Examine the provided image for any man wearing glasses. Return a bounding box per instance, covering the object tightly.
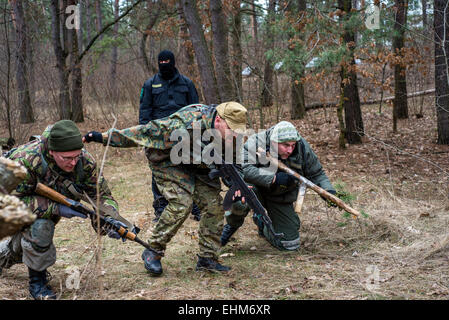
[0,120,137,300]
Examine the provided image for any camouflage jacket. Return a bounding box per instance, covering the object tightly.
[104,104,214,150]
[242,127,335,203]
[7,125,131,228]
[101,103,243,187]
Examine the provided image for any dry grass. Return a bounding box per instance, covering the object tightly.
[1,102,448,300]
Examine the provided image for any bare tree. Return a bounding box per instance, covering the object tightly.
[338,0,363,146]
[392,0,409,133]
[140,1,161,75]
[210,0,235,102]
[434,0,449,144]
[290,0,306,120]
[230,0,243,102]
[260,0,276,107]
[9,0,33,123]
[110,0,119,102]
[50,0,71,119]
[180,0,219,103]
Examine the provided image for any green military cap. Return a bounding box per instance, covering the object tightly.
[216,102,247,134]
[48,120,84,152]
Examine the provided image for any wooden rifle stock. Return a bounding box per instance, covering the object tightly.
[35,182,150,248]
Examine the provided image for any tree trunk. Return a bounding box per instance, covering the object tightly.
[261,0,276,107]
[86,0,91,46]
[290,0,307,120]
[2,1,13,139]
[51,0,71,120]
[434,0,449,144]
[210,0,235,102]
[422,0,428,28]
[230,0,243,102]
[10,0,34,123]
[392,0,409,131]
[339,0,363,144]
[249,0,258,58]
[178,2,196,82]
[180,0,219,104]
[95,0,103,40]
[110,0,119,103]
[140,1,160,74]
[23,0,35,110]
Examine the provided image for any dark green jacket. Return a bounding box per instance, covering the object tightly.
[242,127,335,203]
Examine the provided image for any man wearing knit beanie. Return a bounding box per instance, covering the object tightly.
[221,121,338,251]
[0,120,138,300]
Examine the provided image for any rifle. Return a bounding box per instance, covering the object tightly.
[208,162,284,240]
[35,182,152,250]
[259,148,360,218]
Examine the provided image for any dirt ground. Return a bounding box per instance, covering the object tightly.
[0,101,448,300]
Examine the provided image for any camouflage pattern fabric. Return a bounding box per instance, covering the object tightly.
[1,125,133,271]
[7,125,126,224]
[149,165,223,258]
[99,104,228,258]
[103,104,214,150]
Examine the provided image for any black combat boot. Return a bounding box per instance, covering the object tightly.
[191,204,201,221]
[196,256,231,272]
[28,268,56,300]
[142,248,163,276]
[220,224,239,246]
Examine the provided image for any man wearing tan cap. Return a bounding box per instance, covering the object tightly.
[83,102,248,276]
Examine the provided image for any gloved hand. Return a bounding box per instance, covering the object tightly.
[83,131,103,143]
[131,225,140,235]
[323,190,339,208]
[272,172,295,188]
[103,216,128,240]
[58,204,88,219]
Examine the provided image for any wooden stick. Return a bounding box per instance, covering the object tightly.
[260,149,360,218]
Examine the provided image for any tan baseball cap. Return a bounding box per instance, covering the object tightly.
[216,101,247,134]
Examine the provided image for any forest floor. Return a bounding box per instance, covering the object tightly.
[0,100,448,300]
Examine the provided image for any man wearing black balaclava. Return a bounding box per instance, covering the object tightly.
[139,50,201,222]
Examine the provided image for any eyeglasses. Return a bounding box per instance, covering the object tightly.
[57,154,81,162]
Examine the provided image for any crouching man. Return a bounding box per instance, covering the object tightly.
[221,121,337,251]
[0,120,137,300]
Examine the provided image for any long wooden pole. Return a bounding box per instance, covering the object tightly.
[262,150,360,218]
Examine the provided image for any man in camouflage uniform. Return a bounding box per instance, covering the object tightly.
[83,102,248,276]
[0,120,136,299]
[221,121,337,251]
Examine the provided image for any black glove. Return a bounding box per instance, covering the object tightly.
[83,131,103,143]
[273,172,295,187]
[103,216,128,240]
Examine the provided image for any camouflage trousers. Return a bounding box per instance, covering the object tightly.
[148,162,223,259]
[0,218,57,272]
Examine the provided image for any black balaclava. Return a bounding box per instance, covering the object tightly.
[158,50,176,80]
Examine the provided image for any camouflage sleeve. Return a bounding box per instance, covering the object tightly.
[103,117,184,150]
[12,155,58,218]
